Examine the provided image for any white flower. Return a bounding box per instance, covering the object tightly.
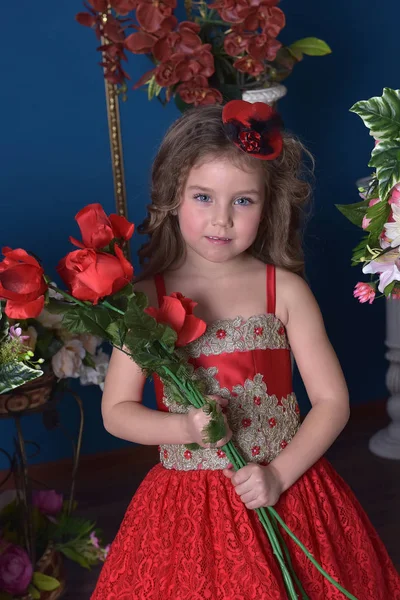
[48,283,64,301]
[384,205,400,248]
[79,334,103,356]
[51,340,86,379]
[363,248,400,292]
[36,308,64,330]
[79,349,109,389]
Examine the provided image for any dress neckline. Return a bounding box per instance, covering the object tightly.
[203,312,286,331]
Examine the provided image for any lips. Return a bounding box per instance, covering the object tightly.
[207,236,231,241]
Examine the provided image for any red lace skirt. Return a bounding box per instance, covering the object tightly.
[91,457,400,600]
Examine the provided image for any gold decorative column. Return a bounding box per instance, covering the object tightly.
[101,9,131,260]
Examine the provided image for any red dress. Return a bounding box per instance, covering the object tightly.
[91,265,400,600]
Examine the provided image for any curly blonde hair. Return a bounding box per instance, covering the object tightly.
[137,104,313,279]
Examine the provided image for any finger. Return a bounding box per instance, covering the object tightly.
[216,432,232,447]
[223,468,235,479]
[231,467,252,487]
[234,481,254,496]
[240,491,258,504]
[245,499,264,510]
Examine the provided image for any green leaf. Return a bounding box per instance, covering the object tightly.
[351,235,372,265]
[0,592,13,600]
[159,325,177,352]
[62,308,111,338]
[335,198,370,227]
[368,140,400,202]
[45,299,76,314]
[185,443,201,451]
[0,362,43,394]
[288,37,331,59]
[106,321,126,347]
[59,546,90,569]
[32,572,60,592]
[365,196,391,242]
[28,584,41,599]
[384,281,396,297]
[350,88,400,140]
[147,76,158,101]
[133,291,149,311]
[201,400,226,444]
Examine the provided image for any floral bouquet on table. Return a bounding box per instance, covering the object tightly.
[0,488,109,599]
[76,0,330,107]
[0,203,356,599]
[337,87,400,303]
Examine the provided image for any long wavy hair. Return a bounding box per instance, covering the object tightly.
[137,104,313,280]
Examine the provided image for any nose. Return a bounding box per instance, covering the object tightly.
[211,205,233,228]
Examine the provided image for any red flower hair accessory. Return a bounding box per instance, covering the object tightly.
[222,100,283,160]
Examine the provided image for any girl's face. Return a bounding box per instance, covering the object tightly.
[178,156,265,265]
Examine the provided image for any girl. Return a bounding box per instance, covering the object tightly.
[91,101,400,599]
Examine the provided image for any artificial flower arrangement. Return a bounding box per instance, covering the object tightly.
[336,88,400,304]
[0,201,357,599]
[0,310,44,395]
[15,294,110,392]
[76,0,331,107]
[0,488,109,599]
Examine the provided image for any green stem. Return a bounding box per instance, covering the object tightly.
[195,16,228,26]
[102,300,124,315]
[47,283,87,308]
[268,507,359,600]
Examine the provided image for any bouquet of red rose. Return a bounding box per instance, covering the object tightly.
[0,204,356,600]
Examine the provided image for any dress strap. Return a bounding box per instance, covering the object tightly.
[266,264,276,315]
[154,274,167,308]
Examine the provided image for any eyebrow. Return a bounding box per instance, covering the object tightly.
[187,185,261,195]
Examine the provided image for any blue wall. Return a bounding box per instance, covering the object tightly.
[1,1,398,468]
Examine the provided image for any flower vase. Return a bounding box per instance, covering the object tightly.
[0,372,57,414]
[242,84,287,107]
[369,297,400,459]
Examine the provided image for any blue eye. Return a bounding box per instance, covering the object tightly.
[193,194,211,203]
[234,197,253,206]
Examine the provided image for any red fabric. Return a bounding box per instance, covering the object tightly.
[91,460,400,599]
[92,264,400,599]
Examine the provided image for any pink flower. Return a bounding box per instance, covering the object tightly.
[389,184,400,208]
[32,490,63,516]
[8,325,29,342]
[362,216,371,230]
[354,282,376,304]
[0,545,33,595]
[90,532,100,549]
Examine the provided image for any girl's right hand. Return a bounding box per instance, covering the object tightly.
[185,395,232,448]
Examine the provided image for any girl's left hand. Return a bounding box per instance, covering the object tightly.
[223,463,283,509]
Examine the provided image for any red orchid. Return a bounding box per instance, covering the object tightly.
[247,33,281,61]
[136,0,177,34]
[240,4,285,35]
[177,76,223,106]
[233,55,264,76]
[224,27,252,57]
[154,56,182,87]
[175,46,215,82]
[153,22,203,62]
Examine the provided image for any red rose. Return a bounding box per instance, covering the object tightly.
[0,248,48,319]
[57,246,133,304]
[145,292,206,347]
[70,203,134,250]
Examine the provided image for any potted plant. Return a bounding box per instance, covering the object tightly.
[0,488,109,600]
[76,0,331,108]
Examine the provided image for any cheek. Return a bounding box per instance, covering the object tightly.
[178,202,204,237]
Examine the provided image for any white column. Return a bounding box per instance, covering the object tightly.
[369,297,400,459]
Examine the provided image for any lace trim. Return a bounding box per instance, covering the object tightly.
[183,314,289,358]
[159,368,300,471]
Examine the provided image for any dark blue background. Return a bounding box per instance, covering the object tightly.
[1,1,397,467]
